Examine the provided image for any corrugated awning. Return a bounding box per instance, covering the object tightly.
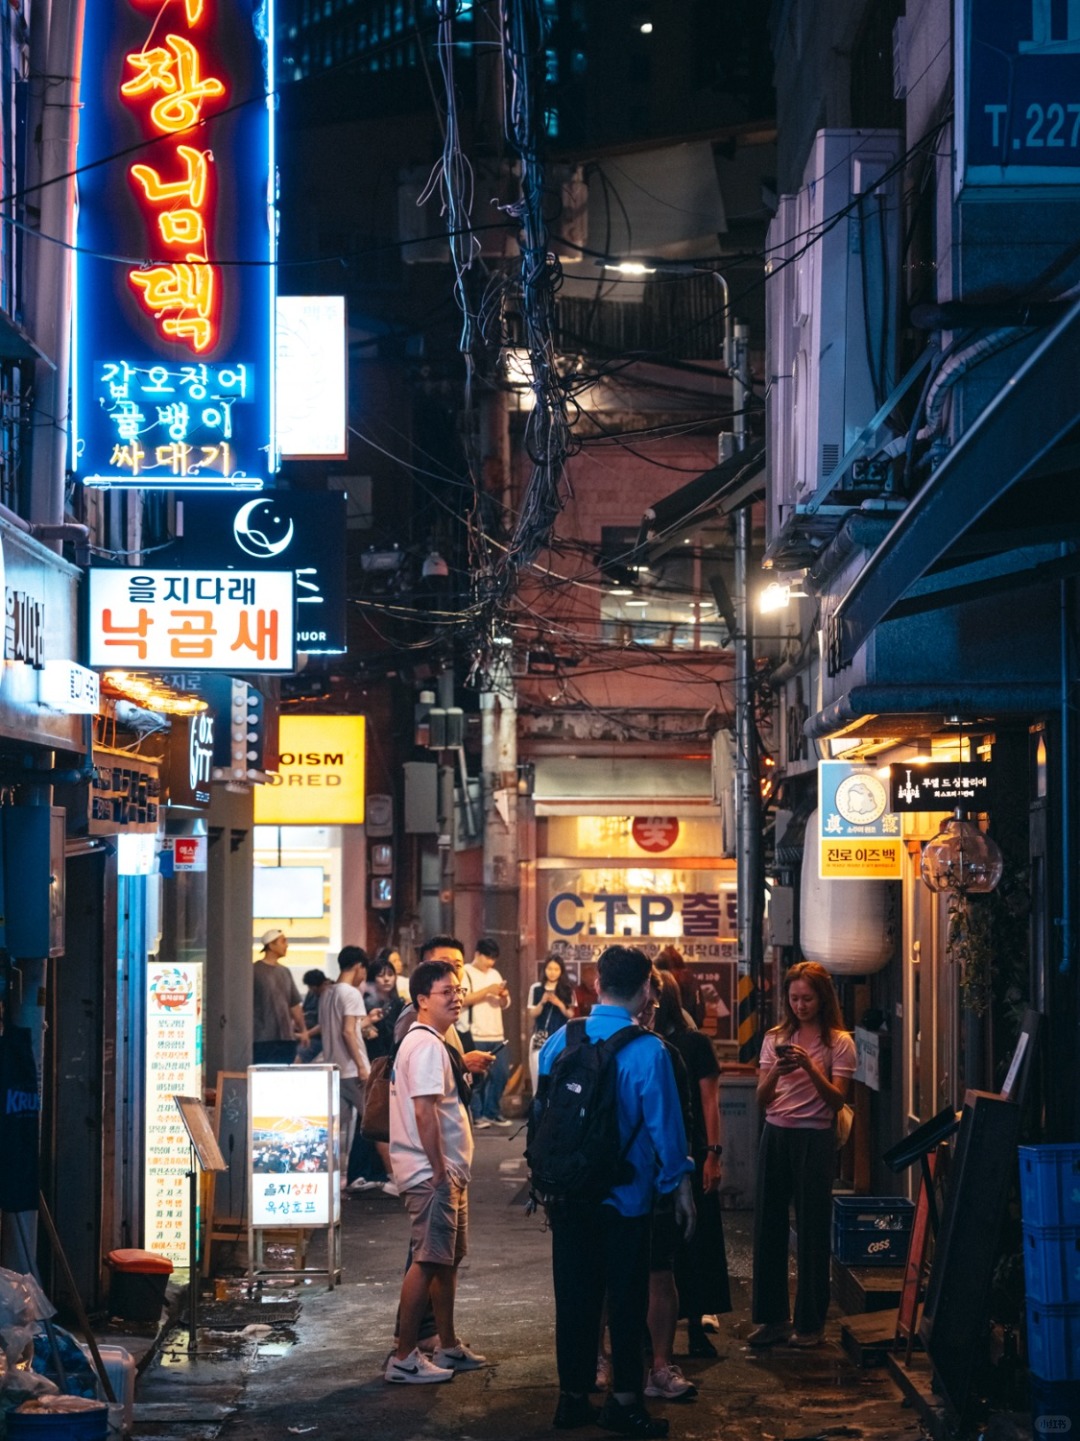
[637,439,766,556]
[826,295,1080,676]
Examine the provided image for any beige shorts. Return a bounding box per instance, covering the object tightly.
[403,1176,468,1267]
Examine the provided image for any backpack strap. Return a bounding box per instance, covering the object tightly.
[563,1017,589,1052]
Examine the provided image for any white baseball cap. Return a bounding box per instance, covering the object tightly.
[259,928,286,948]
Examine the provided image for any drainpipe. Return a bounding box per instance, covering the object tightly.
[1061,556,1073,977]
[732,321,762,1055]
[26,0,86,539]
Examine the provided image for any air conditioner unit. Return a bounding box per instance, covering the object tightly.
[766,130,902,550]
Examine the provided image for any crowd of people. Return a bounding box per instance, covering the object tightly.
[250,928,854,1436]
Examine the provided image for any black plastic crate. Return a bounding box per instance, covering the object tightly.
[832,1196,915,1266]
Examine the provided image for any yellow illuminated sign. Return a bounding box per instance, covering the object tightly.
[819,836,904,880]
[255,715,366,825]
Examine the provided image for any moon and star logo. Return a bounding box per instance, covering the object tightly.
[233,499,295,559]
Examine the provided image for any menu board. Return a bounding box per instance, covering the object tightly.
[144,963,203,1263]
[248,1066,340,1229]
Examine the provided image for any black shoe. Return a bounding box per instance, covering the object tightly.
[686,1329,716,1358]
[596,1397,669,1438]
[554,1394,602,1429]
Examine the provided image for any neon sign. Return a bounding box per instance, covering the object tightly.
[75,1,275,490]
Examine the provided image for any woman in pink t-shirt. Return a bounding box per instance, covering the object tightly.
[749,962,855,1349]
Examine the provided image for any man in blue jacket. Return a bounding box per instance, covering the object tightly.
[539,945,695,1438]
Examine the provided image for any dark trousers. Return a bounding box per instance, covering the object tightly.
[751,1121,835,1335]
[252,1040,297,1066]
[550,1201,651,1398]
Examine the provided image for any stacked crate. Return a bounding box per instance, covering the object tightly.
[1020,1145,1080,1427]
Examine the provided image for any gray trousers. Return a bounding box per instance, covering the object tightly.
[751,1121,835,1335]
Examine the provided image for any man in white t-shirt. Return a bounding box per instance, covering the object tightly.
[461,938,511,1128]
[317,946,370,1180]
[385,959,488,1385]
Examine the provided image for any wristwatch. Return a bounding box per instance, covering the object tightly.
[705,1144,723,1156]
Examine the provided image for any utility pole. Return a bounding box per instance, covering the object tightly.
[436,668,457,935]
[731,321,763,1060]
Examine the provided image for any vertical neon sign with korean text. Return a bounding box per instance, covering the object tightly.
[74,0,275,490]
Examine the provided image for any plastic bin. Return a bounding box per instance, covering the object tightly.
[1025,1225,1080,1306]
[1031,1376,1080,1436]
[79,1344,135,1434]
[832,1196,915,1265]
[105,1248,172,1323]
[8,1398,109,1439]
[1021,1146,1080,1227]
[717,1074,759,1209]
[1027,1300,1080,1380]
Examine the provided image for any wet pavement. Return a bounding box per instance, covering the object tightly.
[133,1134,927,1441]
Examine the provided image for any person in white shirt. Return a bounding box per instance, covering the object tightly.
[385,960,488,1385]
[317,946,371,1188]
[461,938,511,1128]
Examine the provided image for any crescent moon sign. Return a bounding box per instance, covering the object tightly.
[233,499,295,558]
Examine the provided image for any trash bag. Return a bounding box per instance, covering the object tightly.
[30,1326,98,1399]
[0,1268,53,1332]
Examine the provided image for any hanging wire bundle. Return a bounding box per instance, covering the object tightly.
[497,0,577,572]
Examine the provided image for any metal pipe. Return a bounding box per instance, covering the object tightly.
[732,321,754,985]
[1061,556,1073,976]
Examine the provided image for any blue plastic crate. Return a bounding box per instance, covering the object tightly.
[832,1196,915,1266]
[1021,1147,1080,1227]
[1027,1301,1080,1381]
[1031,1376,1080,1437]
[1025,1225,1080,1306]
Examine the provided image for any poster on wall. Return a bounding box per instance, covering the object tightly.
[544,868,738,981]
[144,962,203,1265]
[248,1066,340,1229]
[74,1,275,489]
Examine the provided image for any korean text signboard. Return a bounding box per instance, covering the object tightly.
[75,2,275,489]
[88,569,295,672]
[957,0,1080,189]
[172,492,347,653]
[889,761,993,812]
[145,962,203,1265]
[818,760,904,879]
[248,1065,340,1228]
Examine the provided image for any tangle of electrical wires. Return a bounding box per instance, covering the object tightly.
[497,0,577,575]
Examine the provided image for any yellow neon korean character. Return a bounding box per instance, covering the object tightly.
[109,441,146,475]
[154,442,193,475]
[121,35,226,134]
[129,261,216,353]
[130,146,210,224]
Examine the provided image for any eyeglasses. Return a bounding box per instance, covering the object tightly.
[430,986,466,1000]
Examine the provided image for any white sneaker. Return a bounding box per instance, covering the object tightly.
[474,1118,492,1130]
[347,1176,382,1192]
[380,1180,400,1198]
[434,1341,487,1370]
[489,1117,512,1127]
[645,1364,697,1401]
[385,1348,455,1384]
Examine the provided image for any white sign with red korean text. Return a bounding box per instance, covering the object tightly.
[88,569,294,671]
[144,963,202,1265]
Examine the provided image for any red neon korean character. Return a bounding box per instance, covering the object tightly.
[230,610,280,663]
[129,261,216,352]
[121,35,226,134]
[102,609,154,660]
[167,611,217,659]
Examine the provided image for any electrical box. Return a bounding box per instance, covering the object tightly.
[4,806,66,958]
[404,761,438,834]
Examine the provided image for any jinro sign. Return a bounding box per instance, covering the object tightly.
[74,1,275,489]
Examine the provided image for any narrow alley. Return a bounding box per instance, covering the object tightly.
[132,1137,925,1441]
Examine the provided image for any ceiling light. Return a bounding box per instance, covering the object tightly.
[609,586,633,596]
[603,261,656,276]
[639,21,654,33]
[626,599,648,608]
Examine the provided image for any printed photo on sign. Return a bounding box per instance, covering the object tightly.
[248,1067,339,1228]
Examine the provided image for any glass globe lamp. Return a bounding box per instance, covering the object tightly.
[920,814,1004,894]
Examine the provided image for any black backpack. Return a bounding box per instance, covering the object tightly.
[526,1019,649,1207]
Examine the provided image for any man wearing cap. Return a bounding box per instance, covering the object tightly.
[252,929,308,1065]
